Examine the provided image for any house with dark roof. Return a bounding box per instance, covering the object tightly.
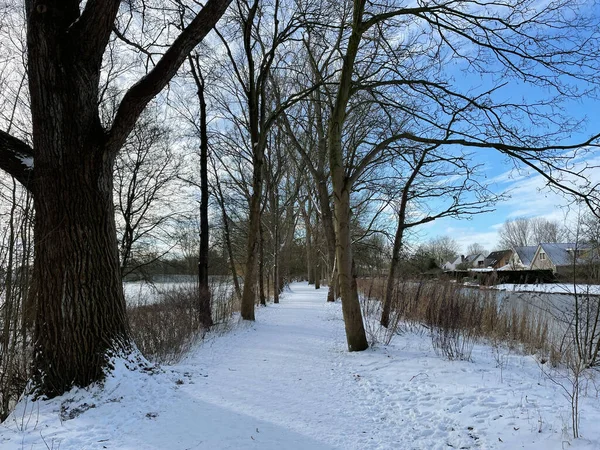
[483,250,513,269]
[530,243,593,273]
[509,246,538,269]
[459,253,486,269]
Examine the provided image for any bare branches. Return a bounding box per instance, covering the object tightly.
[107,0,233,154]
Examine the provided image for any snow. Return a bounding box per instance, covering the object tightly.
[494,283,600,296]
[2,282,600,449]
[17,154,33,169]
[123,278,235,306]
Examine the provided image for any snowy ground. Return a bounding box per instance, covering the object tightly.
[2,282,600,449]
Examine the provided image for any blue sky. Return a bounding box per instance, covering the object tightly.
[418,98,599,253]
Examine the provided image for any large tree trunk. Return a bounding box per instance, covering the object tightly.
[327,2,368,351]
[32,154,130,397]
[26,5,130,396]
[0,0,231,399]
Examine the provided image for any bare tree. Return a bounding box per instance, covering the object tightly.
[0,0,231,396]
[467,243,488,257]
[380,149,497,327]
[114,109,183,278]
[499,217,565,248]
[425,236,460,268]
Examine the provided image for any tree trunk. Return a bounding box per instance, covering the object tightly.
[273,226,280,303]
[32,154,130,397]
[381,151,427,328]
[240,145,264,320]
[259,220,266,306]
[314,214,321,289]
[214,170,242,300]
[315,181,337,301]
[326,0,368,350]
[332,187,368,351]
[381,223,404,328]
[25,7,131,395]
[303,200,314,284]
[195,65,213,327]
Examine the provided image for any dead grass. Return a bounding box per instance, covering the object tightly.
[358,278,555,362]
[128,278,239,364]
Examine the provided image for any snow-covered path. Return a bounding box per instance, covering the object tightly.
[2,282,600,449]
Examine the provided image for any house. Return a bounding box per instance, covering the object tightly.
[483,250,513,269]
[442,260,456,271]
[509,246,538,269]
[530,243,593,273]
[442,255,465,271]
[443,253,488,271]
[458,253,486,269]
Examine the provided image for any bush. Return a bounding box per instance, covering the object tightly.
[128,277,239,364]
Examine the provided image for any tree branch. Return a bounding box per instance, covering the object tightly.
[0,130,34,190]
[70,0,121,67]
[106,0,232,154]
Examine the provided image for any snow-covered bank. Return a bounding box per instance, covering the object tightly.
[493,283,600,296]
[2,282,600,449]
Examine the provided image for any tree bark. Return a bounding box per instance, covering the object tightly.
[32,155,130,396]
[331,185,368,351]
[240,143,263,319]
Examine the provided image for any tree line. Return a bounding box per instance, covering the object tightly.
[0,0,598,402]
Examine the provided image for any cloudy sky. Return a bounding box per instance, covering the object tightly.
[420,145,600,253]
[415,76,599,254]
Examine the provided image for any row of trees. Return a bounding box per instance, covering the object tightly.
[0,0,598,400]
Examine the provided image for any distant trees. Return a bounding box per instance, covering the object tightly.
[499,217,566,248]
[114,109,183,278]
[425,236,460,268]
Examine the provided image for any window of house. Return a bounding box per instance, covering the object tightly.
[539,253,546,260]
